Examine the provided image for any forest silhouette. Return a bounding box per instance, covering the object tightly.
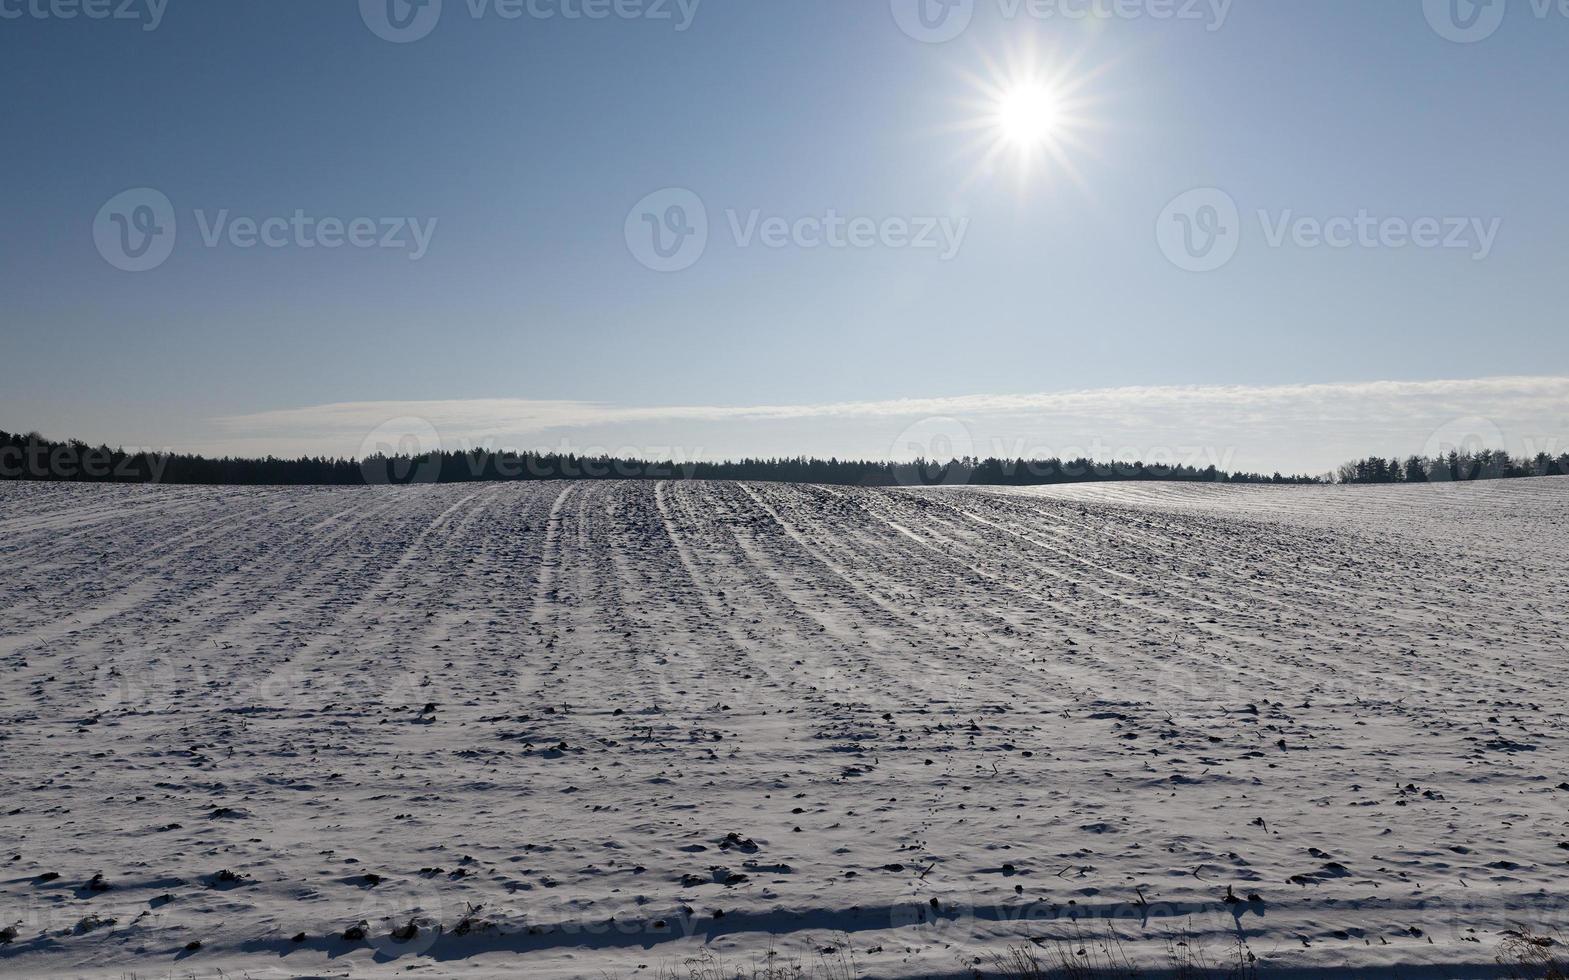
[2,428,1322,487]
[7,428,1565,488]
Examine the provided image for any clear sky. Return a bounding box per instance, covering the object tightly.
[2,0,1566,474]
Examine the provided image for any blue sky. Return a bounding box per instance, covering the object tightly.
[2,0,1566,473]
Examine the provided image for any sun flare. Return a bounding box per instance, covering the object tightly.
[996,83,1062,149]
[949,41,1104,193]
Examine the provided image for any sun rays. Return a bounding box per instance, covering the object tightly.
[945,38,1110,196]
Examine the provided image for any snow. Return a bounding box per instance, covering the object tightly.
[1,478,1566,978]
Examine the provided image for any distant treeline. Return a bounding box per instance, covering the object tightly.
[0,429,1322,487]
[1338,449,1569,484]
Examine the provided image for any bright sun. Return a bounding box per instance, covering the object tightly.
[996,84,1061,148]
[948,40,1102,192]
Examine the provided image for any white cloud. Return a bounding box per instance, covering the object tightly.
[204,375,1569,474]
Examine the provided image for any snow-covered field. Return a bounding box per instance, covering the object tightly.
[2,478,1566,979]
